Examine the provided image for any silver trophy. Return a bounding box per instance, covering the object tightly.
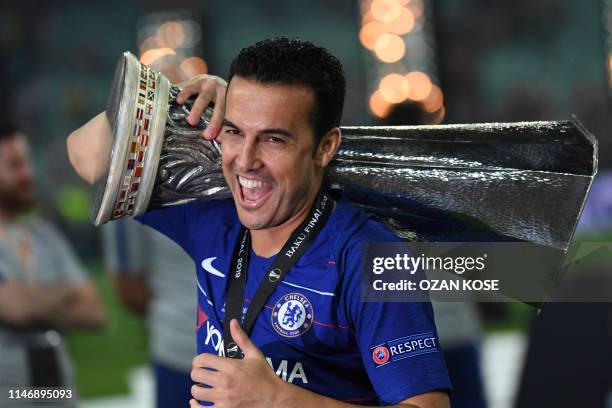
[90,52,597,303]
[94,52,596,246]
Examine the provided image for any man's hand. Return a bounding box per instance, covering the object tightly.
[190,319,449,408]
[175,74,228,141]
[190,319,285,408]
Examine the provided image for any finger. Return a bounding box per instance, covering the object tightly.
[204,87,226,140]
[187,85,216,126]
[192,352,227,370]
[176,83,201,105]
[189,397,204,408]
[191,384,221,403]
[190,367,222,387]
[174,77,199,89]
[230,318,262,359]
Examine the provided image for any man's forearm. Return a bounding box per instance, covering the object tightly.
[10,283,106,330]
[0,282,75,328]
[27,283,79,327]
[41,298,106,329]
[66,111,112,184]
[32,284,106,330]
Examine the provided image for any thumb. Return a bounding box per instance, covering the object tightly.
[230,318,262,359]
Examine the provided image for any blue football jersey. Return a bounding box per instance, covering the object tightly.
[137,196,451,405]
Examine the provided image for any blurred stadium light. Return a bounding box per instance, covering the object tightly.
[136,10,207,83]
[359,0,445,123]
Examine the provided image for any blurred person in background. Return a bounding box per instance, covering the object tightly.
[102,218,197,408]
[0,123,106,407]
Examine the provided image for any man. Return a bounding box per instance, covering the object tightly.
[68,38,451,407]
[102,218,197,407]
[0,124,106,407]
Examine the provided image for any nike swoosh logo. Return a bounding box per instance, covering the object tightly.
[201,257,225,278]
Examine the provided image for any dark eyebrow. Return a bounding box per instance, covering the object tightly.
[222,118,240,129]
[222,119,294,139]
[259,128,294,138]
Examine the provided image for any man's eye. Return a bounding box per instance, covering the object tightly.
[224,128,241,136]
[266,136,285,144]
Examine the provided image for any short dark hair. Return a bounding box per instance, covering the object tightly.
[0,122,21,142]
[228,37,346,147]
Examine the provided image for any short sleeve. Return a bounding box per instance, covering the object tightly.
[39,222,90,285]
[101,218,151,275]
[135,199,236,260]
[135,202,206,256]
[343,230,451,404]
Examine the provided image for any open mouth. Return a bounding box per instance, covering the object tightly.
[236,175,273,210]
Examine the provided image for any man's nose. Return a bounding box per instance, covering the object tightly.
[235,138,262,172]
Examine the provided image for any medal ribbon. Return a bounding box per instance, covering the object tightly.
[223,191,333,358]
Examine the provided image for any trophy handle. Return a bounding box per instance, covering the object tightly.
[91,52,228,225]
[150,86,228,208]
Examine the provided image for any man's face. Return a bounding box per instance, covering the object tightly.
[221,76,322,230]
[0,134,35,213]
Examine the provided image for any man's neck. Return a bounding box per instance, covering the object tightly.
[249,189,321,258]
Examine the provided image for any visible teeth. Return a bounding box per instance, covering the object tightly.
[238,176,264,189]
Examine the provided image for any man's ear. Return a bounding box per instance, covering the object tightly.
[315,127,341,168]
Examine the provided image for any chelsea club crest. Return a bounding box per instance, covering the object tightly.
[271,293,314,338]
